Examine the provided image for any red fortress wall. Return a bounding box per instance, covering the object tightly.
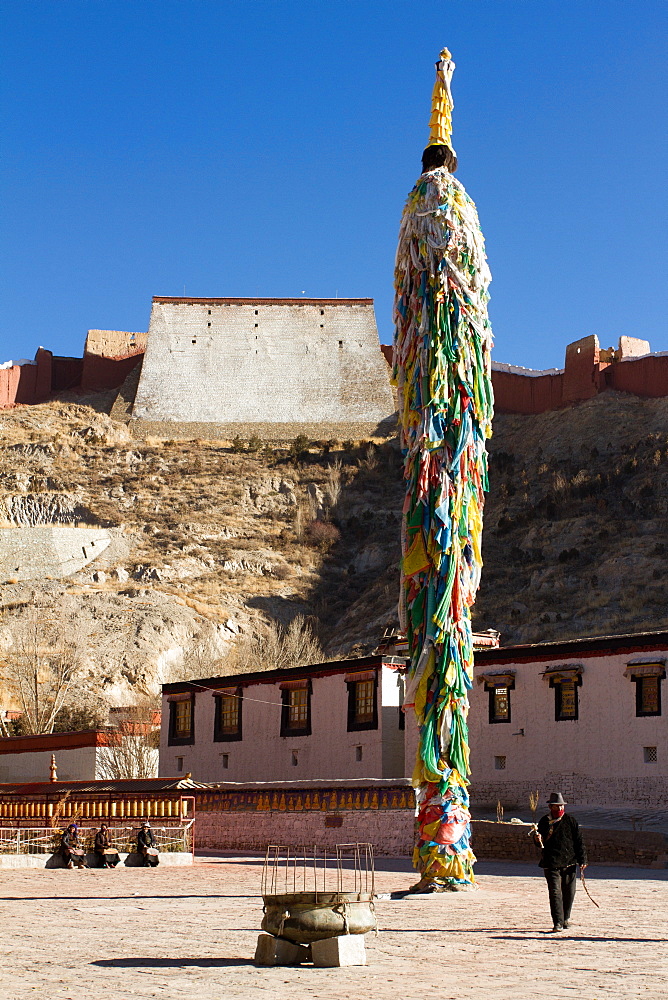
[484,334,668,414]
[80,352,144,392]
[606,354,668,399]
[0,349,53,408]
[0,331,145,408]
[385,334,668,415]
[3,332,668,413]
[80,329,147,391]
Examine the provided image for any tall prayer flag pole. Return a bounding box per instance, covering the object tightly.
[393,48,494,891]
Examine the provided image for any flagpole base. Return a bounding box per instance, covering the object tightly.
[407,875,477,894]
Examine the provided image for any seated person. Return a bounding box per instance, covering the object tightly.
[94,824,120,868]
[137,822,159,867]
[60,823,88,869]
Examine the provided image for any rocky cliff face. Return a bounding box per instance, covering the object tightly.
[0,391,666,715]
[475,391,668,644]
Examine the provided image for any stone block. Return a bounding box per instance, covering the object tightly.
[254,933,310,966]
[311,934,367,967]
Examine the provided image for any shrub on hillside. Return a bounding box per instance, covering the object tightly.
[305,519,341,549]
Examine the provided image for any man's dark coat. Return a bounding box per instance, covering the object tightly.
[137,828,157,852]
[537,813,587,869]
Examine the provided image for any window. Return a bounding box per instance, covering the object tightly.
[543,666,583,721]
[176,756,184,772]
[174,700,191,736]
[556,680,578,719]
[214,689,242,741]
[346,673,378,731]
[280,682,311,737]
[355,680,374,722]
[168,696,194,745]
[355,745,363,762]
[643,746,657,763]
[487,684,511,723]
[289,689,308,727]
[291,750,299,767]
[483,673,515,724]
[494,755,506,770]
[491,687,510,723]
[636,676,661,717]
[221,753,229,769]
[552,676,581,721]
[626,663,665,717]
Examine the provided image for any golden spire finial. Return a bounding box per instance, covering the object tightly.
[427,47,456,151]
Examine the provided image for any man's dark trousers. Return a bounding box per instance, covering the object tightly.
[544,865,577,927]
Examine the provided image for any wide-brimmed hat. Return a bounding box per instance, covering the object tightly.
[547,792,567,805]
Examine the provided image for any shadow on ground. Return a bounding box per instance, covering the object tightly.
[92,957,256,968]
[0,894,261,902]
[491,935,668,943]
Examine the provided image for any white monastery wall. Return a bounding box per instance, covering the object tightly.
[0,746,100,784]
[132,298,395,436]
[160,641,667,809]
[468,646,668,807]
[160,665,405,784]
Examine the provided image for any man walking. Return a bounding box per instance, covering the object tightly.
[533,792,587,932]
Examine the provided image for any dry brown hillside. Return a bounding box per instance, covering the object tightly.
[476,391,668,643]
[1,389,667,717]
[0,401,403,712]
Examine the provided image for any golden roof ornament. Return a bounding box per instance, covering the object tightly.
[427,47,456,152]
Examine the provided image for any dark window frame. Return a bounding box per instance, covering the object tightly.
[280,682,312,738]
[168,695,195,746]
[634,675,662,717]
[551,675,581,721]
[347,674,379,732]
[213,688,243,742]
[487,682,513,724]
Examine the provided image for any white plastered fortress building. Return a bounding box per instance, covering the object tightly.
[129,297,396,439]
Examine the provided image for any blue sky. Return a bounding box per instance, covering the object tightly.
[1,0,666,370]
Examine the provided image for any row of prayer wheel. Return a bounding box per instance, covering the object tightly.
[0,797,185,821]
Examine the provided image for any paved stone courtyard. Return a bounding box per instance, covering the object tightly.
[1,853,666,1000]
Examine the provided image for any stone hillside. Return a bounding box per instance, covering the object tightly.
[0,390,666,714]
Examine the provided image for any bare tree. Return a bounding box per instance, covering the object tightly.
[230,614,325,674]
[2,594,92,735]
[96,701,159,780]
[169,644,226,684]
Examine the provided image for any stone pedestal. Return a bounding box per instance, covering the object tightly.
[311,934,367,967]
[254,933,310,966]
